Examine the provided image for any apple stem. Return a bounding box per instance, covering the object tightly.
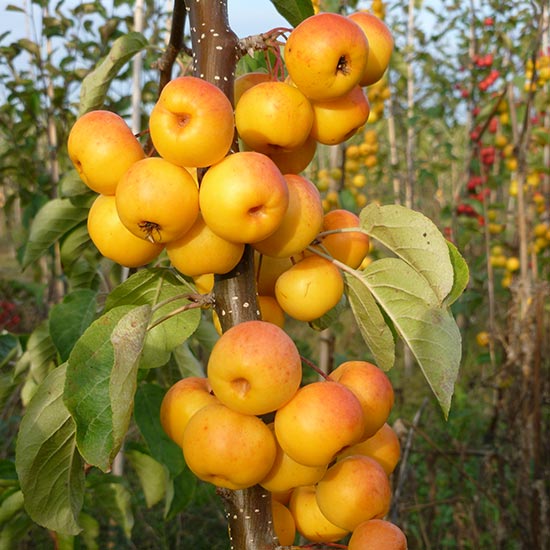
[301,354,332,381]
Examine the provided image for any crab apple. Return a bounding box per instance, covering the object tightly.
[234,71,273,104]
[159,376,219,447]
[115,157,199,243]
[255,253,294,296]
[166,213,244,277]
[87,194,164,268]
[284,12,369,101]
[199,151,289,243]
[182,403,276,490]
[348,519,407,550]
[315,455,392,531]
[254,174,324,258]
[68,110,145,195]
[289,485,350,543]
[349,11,394,86]
[258,295,286,328]
[275,255,344,322]
[264,133,317,175]
[313,209,370,269]
[148,76,234,168]
[329,361,394,439]
[206,320,302,416]
[260,425,328,493]
[338,422,401,475]
[235,81,314,154]
[274,380,365,467]
[272,499,296,546]
[310,85,371,145]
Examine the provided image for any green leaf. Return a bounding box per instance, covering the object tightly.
[164,467,198,521]
[0,489,24,525]
[79,32,148,115]
[64,305,150,471]
[105,268,201,369]
[15,364,85,536]
[133,383,185,477]
[344,273,395,371]
[308,294,347,331]
[269,0,314,27]
[125,448,167,508]
[49,289,98,362]
[60,224,92,274]
[445,240,470,306]
[358,258,461,417]
[0,333,19,369]
[78,512,100,550]
[22,198,89,269]
[360,203,454,304]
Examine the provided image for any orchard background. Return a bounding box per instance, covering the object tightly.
[0,0,549,549]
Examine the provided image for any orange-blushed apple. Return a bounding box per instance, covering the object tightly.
[254,174,324,258]
[329,360,394,439]
[68,109,145,195]
[310,85,370,145]
[149,76,234,168]
[234,71,273,105]
[166,212,244,277]
[315,455,392,531]
[274,380,365,467]
[182,403,276,490]
[338,422,401,476]
[199,151,289,243]
[284,12,369,101]
[206,320,302,416]
[159,376,219,447]
[115,157,199,244]
[235,81,314,154]
[87,194,164,268]
[348,519,407,550]
[275,255,344,322]
[289,485,349,543]
[348,11,394,86]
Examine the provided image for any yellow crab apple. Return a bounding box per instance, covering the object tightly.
[255,253,294,296]
[199,151,289,243]
[68,110,145,195]
[182,403,276,490]
[159,376,219,447]
[115,157,199,243]
[310,85,370,145]
[166,213,244,277]
[264,133,317,175]
[274,380,365,467]
[235,81,314,154]
[348,11,394,86]
[272,499,296,546]
[284,12,369,101]
[149,76,234,168]
[206,320,302,416]
[254,174,324,258]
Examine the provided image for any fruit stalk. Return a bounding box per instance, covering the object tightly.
[186,2,275,548]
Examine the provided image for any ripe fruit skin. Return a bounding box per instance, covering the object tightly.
[315,455,392,531]
[166,213,244,277]
[182,403,276,490]
[207,320,302,416]
[338,422,401,475]
[199,151,289,244]
[348,519,407,550]
[235,81,314,154]
[149,76,234,168]
[87,194,164,268]
[310,86,371,145]
[289,485,349,543]
[159,376,218,447]
[271,499,296,546]
[260,427,328,493]
[258,295,286,328]
[348,11,394,86]
[274,381,365,467]
[234,71,273,104]
[275,255,344,322]
[255,253,294,296]
[329,361,394,439]
[264,133,317,175]
[254,174,324,258]
[115,157,199,243]
[68,110,145,195]
[284,13,369,101]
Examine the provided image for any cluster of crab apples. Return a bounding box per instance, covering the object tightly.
[68,8,405,548]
